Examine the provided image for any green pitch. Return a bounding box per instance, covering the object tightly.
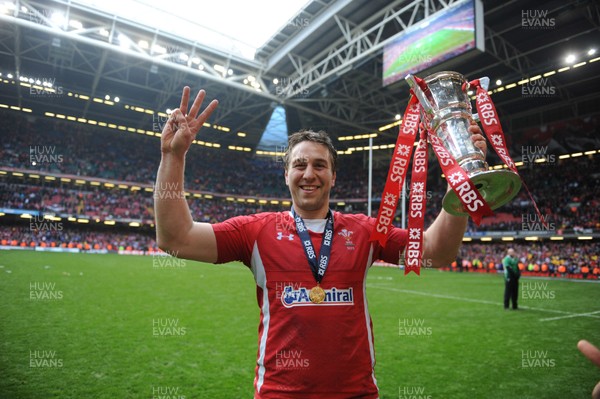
[1,251,599,398]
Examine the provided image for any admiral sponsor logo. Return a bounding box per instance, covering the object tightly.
[281,286,354,307]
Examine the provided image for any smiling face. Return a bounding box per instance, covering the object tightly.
[285,140,336,219]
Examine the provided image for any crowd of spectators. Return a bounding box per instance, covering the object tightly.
[0,225,155,252]
[455,242,598,274]
[2,224,597,279]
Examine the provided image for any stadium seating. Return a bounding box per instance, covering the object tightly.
[1,109,598,274]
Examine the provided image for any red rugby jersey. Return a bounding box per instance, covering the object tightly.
[212,211,407,398]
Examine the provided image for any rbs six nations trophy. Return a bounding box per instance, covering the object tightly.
[371,71,544,275]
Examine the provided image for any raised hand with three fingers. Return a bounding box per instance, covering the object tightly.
[161,86,219,158]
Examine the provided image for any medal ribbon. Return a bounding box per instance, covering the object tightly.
[468,80,546,227]
[370,95,420,246]
[291,208,334,284]
[405,127,429,276]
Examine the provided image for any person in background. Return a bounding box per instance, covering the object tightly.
[503,248,520,310]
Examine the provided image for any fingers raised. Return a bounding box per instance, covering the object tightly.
[179,86,191,115]
[175,87,218,133]
[188,89,207,120]
[197,99,219,125]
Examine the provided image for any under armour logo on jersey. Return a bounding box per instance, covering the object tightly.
[276,232,294,241]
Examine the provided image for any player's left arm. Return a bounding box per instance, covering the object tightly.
[422,122,487,268]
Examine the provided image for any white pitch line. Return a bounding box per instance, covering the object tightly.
[538,310,600,322]
[367,284,600,321]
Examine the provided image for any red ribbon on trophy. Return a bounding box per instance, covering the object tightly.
[404,127,429,275]
[468,80,547,227]
[370,95,420,247]
[371,72,542,275]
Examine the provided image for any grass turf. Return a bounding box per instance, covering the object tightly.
[0,251,598,398]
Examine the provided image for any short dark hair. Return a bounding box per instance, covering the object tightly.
[283,130,338,172]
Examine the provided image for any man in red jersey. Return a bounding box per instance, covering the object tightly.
[155,87,487,398]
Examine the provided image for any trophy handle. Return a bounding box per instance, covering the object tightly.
[405,74,435,122]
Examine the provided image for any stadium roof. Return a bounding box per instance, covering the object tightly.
[71,0,310,60]
[0,0,598,154]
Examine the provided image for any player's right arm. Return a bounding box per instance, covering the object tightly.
[154,87,220,263]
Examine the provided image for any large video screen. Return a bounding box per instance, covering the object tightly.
[382,0,483,87]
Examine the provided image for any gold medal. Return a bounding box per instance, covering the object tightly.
[309,285,326,304]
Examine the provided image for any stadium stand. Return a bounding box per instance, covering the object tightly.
[1,109,599,276]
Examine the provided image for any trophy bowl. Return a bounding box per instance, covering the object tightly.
[407,71,521,216]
